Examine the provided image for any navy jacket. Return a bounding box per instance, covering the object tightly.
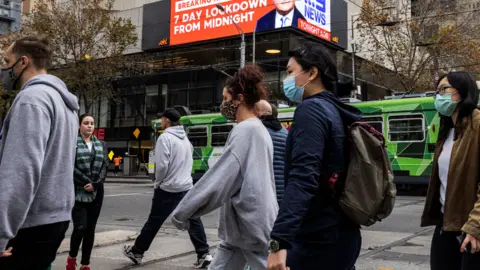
[261,116,288,206]
[270,91,362,249]
[255,7,305,32]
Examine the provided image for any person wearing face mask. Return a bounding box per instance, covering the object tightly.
[171,64,278,269]
[0,37,80,269]
[66,113,108,270]
[267,43,362,270]
[421,72,480,270]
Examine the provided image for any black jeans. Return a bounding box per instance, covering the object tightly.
[69,185,104,265]
[133,188,210,258]
[0,221,69,270]
[286,226,361,270]
[431,225,480,270]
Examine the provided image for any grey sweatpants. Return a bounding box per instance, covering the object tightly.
[209,242,268,270]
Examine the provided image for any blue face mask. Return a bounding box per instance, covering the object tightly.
[283,72,308,103]
[434,94,459,117]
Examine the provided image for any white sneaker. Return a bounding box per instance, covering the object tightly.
[123,245,143,265]
[193,252,213,268]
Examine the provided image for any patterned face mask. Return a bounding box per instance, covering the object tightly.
[220,100,239,121]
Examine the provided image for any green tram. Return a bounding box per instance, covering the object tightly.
[149,94,439,186]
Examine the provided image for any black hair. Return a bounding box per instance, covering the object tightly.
[288,43,338,92]
[225,64,268,108]
[437,72,479,141]
[79,113,94,125]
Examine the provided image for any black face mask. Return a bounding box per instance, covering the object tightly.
[0,58,26,91]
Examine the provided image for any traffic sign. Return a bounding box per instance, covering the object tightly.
[108,151,114,161]
[133,128,140,139]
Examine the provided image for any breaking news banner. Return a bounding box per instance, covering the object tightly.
[169,0,331,45]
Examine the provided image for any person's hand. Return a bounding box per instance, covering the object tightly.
[84,183,94,192]
[267,250,289,270]
[461,233,480,253]
[0,247,13,257]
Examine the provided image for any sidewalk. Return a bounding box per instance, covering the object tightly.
[51,228,432,270]
[105,173,153,184]
[52,227,221,270]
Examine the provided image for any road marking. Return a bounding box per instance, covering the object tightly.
[105,192,153,197]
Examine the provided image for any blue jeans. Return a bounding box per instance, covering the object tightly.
[209,242,267,270]
[133,188,210,257]
[287,227,361,270]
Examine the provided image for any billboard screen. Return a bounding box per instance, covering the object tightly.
[143,0,341,50]
[170,0,271,45]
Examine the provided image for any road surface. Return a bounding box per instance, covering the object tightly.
[50,182,432,270]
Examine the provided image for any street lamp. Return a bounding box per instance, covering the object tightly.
[216,4,245,68]
[415,41,439,87]
[351,10,400,98]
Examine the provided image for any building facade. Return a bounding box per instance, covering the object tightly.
[0,0,21,34]
[83,0,364,164]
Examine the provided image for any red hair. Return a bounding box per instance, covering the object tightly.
[225,64,268,108]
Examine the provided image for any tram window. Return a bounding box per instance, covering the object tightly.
[211,125,234,146]
[362,116,383,133]
[388,115,425,142]
[187,126,208,147]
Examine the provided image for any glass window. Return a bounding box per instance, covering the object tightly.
[187,126,208,147]
[362,116,383,133]
[211,125,234,146]
[388,114,425,142]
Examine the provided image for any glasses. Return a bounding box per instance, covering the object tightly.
[436,85,456,95]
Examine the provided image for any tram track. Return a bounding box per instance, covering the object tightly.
[359,227,434,259]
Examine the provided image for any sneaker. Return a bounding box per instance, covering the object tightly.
[66,257,76,270]
[193,252,213,268]
[79,266,91,270]
[123,245,143,265]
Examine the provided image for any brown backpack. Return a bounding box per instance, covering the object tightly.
[330,122,397,227]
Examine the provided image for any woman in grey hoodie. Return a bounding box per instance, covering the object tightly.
[172,65,279,270]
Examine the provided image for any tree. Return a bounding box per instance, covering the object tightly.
[1,0,138,113]
[356,0,480,93]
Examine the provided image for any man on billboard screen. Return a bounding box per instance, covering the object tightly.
[255,0,305,32]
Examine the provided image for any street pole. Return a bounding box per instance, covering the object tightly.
[351,14,357,98]
[240,32,245,68]
[252,29,256,64]
[216,4,245,68]
[433,48,439,87]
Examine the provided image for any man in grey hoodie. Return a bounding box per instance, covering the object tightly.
[123,108,212,268]
[0,37,80,269]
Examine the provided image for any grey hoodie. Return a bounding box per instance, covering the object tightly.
[155,125,194,192]
[172,118,279,251]
[0,74,79,251]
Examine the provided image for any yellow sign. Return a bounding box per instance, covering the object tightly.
[158,38,168,46]
[332,36,339,43]
[108,151,114,161]
[133,128,141,139]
